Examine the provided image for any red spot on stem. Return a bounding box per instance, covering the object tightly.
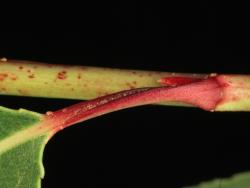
[77,73,82,79]
[10,74,17,80]
[0,73,8,81]
[0,87,6,91]
[28,74,35,79]
[57,70,67,79]
[11,77,17,80]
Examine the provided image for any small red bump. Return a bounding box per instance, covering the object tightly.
[57,70,67,79]
[77,73,81,79]
[11,77,17,80]
[10,75,17,80]
[0,73,8,81]
[28,74,35,79]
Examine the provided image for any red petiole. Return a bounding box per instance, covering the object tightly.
[44,76,223,135]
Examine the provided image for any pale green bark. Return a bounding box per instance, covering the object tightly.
[2,59,250,111]
[0,59,203,107]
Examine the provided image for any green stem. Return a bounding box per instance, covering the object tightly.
[0,59,204,106]
[2,59,250,111]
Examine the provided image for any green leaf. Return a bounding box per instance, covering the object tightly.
[184,172,250,188]
[0,106,49,188]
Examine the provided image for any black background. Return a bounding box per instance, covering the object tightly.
[1,1,250,188]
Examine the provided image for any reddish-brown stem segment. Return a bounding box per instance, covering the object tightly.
[44,77,223,134]
[159,76,204,86]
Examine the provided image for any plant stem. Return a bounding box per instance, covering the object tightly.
[0,59,204,106]
[1,59,250,111]
[43,77,221,134]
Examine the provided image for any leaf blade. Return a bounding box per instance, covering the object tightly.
[184,172,250,188]
[0,107,49,188]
